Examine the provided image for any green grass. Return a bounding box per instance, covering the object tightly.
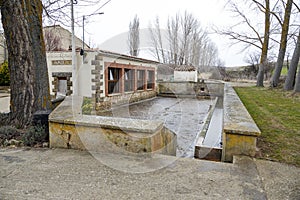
[281,66,288,76]
[235,87,300,167]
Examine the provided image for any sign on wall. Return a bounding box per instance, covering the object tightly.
[52,60,72,65]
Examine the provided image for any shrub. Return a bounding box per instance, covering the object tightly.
[0,113,9,126]
[0,61,10,86]
[22,125,48,146]
[0,125,22,146]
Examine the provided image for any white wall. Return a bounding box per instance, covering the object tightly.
[47,51,97,98]
[174,71,197,82]
[77,52,97,97]
[47,50,158,99]
[47,52,72,96]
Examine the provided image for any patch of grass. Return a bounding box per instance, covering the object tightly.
[82,97,93,115]
[281,66,288,76]
[235,87,300,167]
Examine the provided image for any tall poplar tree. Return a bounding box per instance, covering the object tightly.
[128,15,140,57]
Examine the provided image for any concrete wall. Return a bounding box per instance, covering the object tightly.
[95,90,156,112]
[174,71,197,82]
[222,84,261,162]
[158,81,260,162]
[49,96,177,156]
[77,51,98,97]
[158,80,224,97]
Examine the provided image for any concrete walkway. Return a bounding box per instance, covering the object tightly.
[0,148,299,200]
[0,92,10,113]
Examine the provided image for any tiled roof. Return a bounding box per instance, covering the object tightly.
[174,65,196,71]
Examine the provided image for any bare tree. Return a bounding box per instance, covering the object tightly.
[42,0,110,25]
[44,28,62,51]
[285,28,300,90]
[245,52,261,67]
[255,0,271,87]
[149,11,220,69]
[271,0,294,87]
[128,15,140,56]
[178,11,198,65]
[217,0,273,86]
[149,17,167,63]
[167,13,180,65]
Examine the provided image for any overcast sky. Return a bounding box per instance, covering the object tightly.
[71,0,252,67]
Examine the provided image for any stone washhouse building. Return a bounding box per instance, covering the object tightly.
[43,25,158,110]
[47,49,158,110]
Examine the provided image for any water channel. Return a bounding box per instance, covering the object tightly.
[98,97,215,157]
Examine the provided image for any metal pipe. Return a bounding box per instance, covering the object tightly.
[71,0,77,95]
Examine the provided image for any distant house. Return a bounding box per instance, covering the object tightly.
[43,25,89,51]
[174,65,197,82]
[0,25,89,63]
[157,64,197,82]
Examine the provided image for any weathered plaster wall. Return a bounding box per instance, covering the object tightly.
[174,71,197,82]
[49,96,177,156]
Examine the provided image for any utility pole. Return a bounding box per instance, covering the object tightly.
[71,0,78,95]
[82,15,85,50]
[81,12,104,54]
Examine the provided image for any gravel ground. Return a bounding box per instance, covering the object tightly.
[1,148,299,200]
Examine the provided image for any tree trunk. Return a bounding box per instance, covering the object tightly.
[256,0,270,87]
[256,62,265,86]
[1,0,51,127]
[270,0,293,87]
[294,63,300,92]
[284,29,300,90]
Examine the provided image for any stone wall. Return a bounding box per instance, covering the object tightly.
[51,72,72,96]
[91,54,105,102]
[90,53,158,111]
[95,90,157,112]
[158,80,224,98]
[174,71,197,82]
[49,96,176,156]
[222,84,261,162]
